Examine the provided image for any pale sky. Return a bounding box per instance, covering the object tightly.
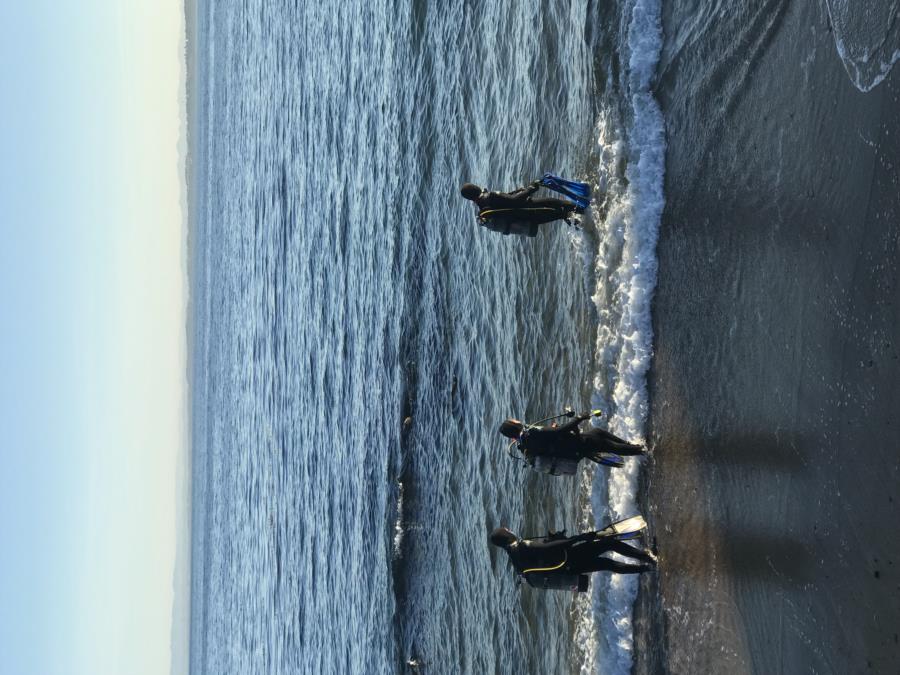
[0,2,189,674]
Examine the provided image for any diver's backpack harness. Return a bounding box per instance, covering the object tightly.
[505,408,579,466]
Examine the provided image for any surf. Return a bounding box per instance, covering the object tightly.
[573,0,666,672]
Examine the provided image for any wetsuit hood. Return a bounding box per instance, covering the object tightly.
[489,527,518,549]
[460,183,483,200]
[499,419,524,439]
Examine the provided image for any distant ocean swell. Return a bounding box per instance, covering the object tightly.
[575,0,666,672]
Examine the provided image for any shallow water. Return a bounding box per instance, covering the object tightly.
[189,2,664,673]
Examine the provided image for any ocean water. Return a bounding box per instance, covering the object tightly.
[189,1,664,673]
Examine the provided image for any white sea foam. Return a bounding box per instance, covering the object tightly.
[392,480,405,558]
[579,0,666,672]
[825,0,900,92]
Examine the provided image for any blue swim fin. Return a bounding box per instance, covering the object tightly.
[596,452,625,468]
[540,173,592,210]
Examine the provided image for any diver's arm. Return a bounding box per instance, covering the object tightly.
[479,191,503,207]
[555,412,591,434]
[521,536,572,552]
[506,180,541,200]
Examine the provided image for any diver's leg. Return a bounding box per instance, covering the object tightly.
[583,428,644,455]
[581,440,644,457]
[567,540,612,568]
[605,539,657,564]
[606,440,644,455]
[529,197,577,211]
[584,557,652,574]
[527,198,579,226]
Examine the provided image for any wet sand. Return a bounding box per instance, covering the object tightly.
[636,1,900,673]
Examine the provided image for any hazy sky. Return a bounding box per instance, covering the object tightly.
[0,2,188,674]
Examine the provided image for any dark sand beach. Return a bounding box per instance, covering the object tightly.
[636,1,900,673]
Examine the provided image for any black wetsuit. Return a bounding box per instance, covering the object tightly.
[476,183,577,236]
[520,413,643,465]
[506,532,654,577]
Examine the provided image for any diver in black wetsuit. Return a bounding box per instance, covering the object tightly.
[460,181,581,237]
[499,410,644,471]
[489,527,655,586]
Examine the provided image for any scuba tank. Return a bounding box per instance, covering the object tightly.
[523,571,590,592]
[532,455,580,476]
[477,209,540,237]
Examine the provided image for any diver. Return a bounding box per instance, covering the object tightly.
[500,409,644,475]
[460,179,583,237]
[489,518,656,591]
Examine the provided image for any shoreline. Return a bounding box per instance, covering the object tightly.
[636,1,900,673]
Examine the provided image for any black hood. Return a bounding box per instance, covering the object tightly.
[489,527,518,548]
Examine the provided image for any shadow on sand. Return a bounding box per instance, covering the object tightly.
[656,431,812,473]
